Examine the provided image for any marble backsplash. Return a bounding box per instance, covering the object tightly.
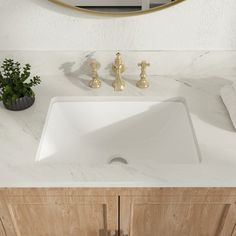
[0,51,235,79]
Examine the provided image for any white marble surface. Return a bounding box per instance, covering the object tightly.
[0,51,236,187]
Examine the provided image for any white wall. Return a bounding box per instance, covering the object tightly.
[0,0,236,50]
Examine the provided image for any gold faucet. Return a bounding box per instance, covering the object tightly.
[112,52,125,91]
[136,61,150,89]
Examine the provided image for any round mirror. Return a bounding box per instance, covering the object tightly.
[49,0,185,16]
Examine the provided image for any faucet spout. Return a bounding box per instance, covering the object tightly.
[112,52,125,91]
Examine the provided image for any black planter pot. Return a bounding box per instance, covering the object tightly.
[3,96,35,111]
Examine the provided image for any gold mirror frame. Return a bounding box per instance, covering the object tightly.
[49,0,186,16]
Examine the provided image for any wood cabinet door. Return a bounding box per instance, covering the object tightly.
[120,190,236,236]
[1,194,117,236]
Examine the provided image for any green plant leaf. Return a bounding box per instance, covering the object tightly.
[0,59,41,104]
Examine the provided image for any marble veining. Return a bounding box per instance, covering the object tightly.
[0,51,236,187]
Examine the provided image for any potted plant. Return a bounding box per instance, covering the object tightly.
[0,59,41,111]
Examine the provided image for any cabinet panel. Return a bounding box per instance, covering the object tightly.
[121,194,236,236]
[1,188,236,236]
[4,195,117,236]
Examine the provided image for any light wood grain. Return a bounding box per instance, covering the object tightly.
[0,217,6,236]
[219,203,236,236]
[3,195,117,236]
[121,192,236,236]
[0,188,236,236]
[1,187,236,197]
[0,195,17,236]
[232,224,236,236]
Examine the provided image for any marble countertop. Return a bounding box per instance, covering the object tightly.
[0,51,236,187]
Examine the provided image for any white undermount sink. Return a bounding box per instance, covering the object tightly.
[36,97,201,165]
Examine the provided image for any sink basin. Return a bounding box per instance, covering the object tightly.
[36,97,201,165]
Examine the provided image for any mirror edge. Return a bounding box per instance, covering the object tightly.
[48,0,186,17]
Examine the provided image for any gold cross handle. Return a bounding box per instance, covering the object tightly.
[138,61,150,72]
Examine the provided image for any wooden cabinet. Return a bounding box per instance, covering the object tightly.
[120,189,236,236]
[0,189,117,236]
[0,188,236,236]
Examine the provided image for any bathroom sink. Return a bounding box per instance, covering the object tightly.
[36,97,201,165]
